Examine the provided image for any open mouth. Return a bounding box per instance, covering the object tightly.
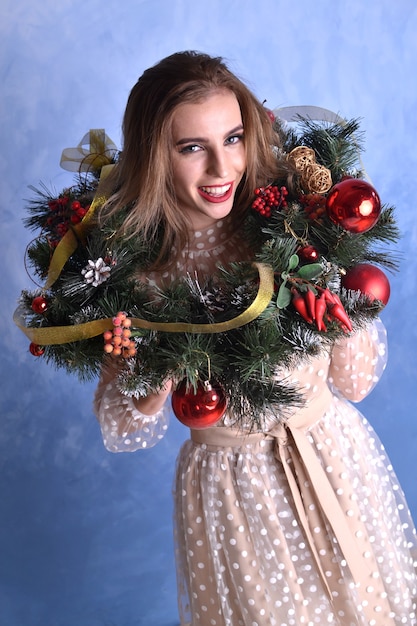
[198,183,233,203]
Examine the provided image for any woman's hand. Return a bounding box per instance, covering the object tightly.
[134,380,173,415]
[98,360,173,417]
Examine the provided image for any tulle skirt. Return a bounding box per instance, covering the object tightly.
[174,396,417,626]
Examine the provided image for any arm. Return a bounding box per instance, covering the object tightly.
[327,318,388,402]
[93,361,172,453]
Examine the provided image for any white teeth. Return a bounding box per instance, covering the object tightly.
[200,184,231,196]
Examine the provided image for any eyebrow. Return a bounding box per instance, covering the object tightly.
[175,124,244,146]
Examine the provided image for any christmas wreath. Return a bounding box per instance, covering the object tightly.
[14,117,399,427]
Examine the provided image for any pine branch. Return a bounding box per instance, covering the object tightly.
[297,117,365,180]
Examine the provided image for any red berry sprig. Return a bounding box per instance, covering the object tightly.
[46,195,91,247]
[70,200,90,224]
[251,185,288,218]
[103,311,137,359]
[299,193,327,222]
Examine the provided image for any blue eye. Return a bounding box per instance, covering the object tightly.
[179,144,201,154]
[226,133,244,145]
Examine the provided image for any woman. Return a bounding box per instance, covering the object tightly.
[94,51,417,625]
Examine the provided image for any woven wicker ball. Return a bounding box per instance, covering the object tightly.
[287,146,316,171]
[301,164,333,194]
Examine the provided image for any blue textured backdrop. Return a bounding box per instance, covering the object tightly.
[1,1,416,624]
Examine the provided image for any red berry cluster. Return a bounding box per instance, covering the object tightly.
[251,185,288,218]
[299,193,327,221]
[46,195,90,247]
[103,312,136,359]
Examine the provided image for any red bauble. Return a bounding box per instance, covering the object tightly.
[172,379,227,429]
[31,295,48,314]
[342,263,390,305]
[265,108,275,123]
[326,178,381,233]
[29,342,45,357]
[298,245,319,262]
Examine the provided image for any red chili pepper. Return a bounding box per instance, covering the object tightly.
[329,290,343,307]
[315,293,327,332]
[328,303,353,332]
[323,288,337,305]
[291,289,313,323]
[305,289,316,321]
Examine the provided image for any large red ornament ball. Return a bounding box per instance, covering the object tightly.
[342,263,390,305]
[31,295,48,314]
[172,379,227,429]
[326,178,381,233]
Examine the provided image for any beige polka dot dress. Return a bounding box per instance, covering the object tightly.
[94,220,417,626]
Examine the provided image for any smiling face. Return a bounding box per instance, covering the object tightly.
[170,90,247,231]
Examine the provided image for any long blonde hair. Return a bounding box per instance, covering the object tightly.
[99,51,289,270]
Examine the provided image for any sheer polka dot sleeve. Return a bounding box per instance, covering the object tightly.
[93,376,170,453]
[328,318,388,402]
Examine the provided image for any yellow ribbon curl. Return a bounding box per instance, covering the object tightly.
[60,129,118,173]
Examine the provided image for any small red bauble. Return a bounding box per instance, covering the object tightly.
[172,379,227,429]
[29,342,45,357]
[298,245,319,262]
[31,295,48,314]
[342,263,390,305]
[326,178,381,233]
[265,108,275,123]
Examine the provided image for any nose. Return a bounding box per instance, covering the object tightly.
[207,147,229,179]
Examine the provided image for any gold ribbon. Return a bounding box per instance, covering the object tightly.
[60,129,118,173]
[14,262,274,345]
